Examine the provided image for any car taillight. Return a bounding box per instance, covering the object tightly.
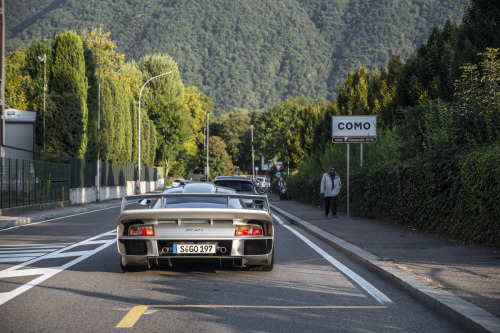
[235,225,263,236]
[128,225,155,236]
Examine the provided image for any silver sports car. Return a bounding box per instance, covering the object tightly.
[117,182,274,271]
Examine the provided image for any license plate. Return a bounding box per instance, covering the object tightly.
[173,243,216,254]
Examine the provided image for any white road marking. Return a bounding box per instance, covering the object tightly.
[0,249,63,254]
[0,253,51,257]
[0,205,121,232]
[273,214,393,305]
[0,257,36,263]
[0,230,116,306]
[0,245,67,263]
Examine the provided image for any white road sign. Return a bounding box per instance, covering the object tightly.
[332,115,377,142]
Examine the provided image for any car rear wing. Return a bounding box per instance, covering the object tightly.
[121,193,270,213]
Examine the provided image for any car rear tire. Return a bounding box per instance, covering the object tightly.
[248,249,274,271]
[120,256,147,272]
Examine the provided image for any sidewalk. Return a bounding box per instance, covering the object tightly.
[1,193,498,332]
[268,192,500,333]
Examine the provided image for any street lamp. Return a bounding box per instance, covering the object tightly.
[138,70,177,187]
[251,125,255,181]
[206,113,210,182]
[37,54,47,150]
[97,13,144,201]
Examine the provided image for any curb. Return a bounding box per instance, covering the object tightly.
[271,204,500,333]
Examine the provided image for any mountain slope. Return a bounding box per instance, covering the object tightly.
[5,0,464,115]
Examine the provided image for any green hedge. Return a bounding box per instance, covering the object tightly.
[288,140,500,246]
[348,142,500,246]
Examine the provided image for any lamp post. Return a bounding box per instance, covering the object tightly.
[138,70,177,187]
[206,113,210,182]
[251,125,255,181]
[97,13,144,201]
[37,54,46,150]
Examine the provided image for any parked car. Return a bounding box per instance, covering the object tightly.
[255,177,270,191]
[171,178,188,187]
[214,176,260,207]
[117,182,274,271]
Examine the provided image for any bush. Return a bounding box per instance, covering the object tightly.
[290,138,500,246]
[453,141,500,244]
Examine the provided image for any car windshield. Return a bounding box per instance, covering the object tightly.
[215,181,255,192]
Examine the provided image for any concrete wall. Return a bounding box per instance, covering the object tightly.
[70,180,164,205]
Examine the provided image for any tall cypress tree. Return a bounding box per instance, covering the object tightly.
[25,40,52,149]
[48,31,88,159]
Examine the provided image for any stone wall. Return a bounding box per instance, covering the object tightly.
[70,180,163,205]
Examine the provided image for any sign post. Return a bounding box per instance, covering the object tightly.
[331,115,377,217]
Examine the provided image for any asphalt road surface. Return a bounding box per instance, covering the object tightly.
[0,205,463,332]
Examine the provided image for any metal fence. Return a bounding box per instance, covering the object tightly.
[69,158,96,188]
[1,157,70,209]
[70,158,159,188]
[1,157,161,208]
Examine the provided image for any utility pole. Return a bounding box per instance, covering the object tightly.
[206,113,209,182]
[0,0,5,157]
[37,54,47,150]
[251,125,255,181]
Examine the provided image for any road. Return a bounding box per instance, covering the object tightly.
[0,205,463,332]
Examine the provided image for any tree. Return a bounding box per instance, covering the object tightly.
[24,39,52,112]
[118,62,144,164]
[258,97,315,167]
[213,109,252,170]
[335,67,369,115]
[183,86,213,173]
[80,28,125,79]
[100,76,132,164]
[298,102,329,157]
[138,54,184,107]
[454,48,500,145]
[147,99,192,177]
[81,28,128,161]
[458,0,500,66]
[137,54,186,173]
[4,50,32,110]
[49,31,88,159]
[207,136,235,179]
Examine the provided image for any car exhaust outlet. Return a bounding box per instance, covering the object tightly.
[219,247,227,254]
[161,247,169,254]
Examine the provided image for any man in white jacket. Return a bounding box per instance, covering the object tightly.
[320,165,342,218]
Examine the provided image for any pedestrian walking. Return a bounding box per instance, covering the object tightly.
[320,165,342,218]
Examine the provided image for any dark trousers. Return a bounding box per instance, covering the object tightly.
[324,196,337,216]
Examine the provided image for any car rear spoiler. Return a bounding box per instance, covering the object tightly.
[121,193,270,213]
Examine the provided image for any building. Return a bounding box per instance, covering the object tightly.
[3,108,37,160]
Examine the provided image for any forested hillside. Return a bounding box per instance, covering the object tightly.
[6,0,464,115]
